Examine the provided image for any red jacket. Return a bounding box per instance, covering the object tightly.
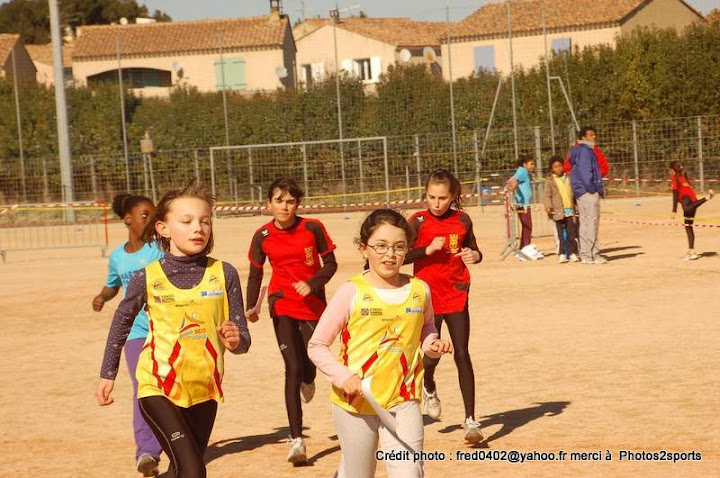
[564,144,609,177]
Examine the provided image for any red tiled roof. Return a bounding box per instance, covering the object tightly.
[73,15,290,60]
[0,34,20,64]
[294,17,447,47]
[450,0,702,42]
[26,43,74,68]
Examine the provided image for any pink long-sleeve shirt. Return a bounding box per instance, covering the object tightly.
[308,279,440,389]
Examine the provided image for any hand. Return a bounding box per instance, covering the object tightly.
[92,295,105,312]
[245,310,259,323]
[429,339,453,355]
[293,281,312,297]
[217,320,241,351]
[425,236,445,255]
[342,375,363,396]
[96,379,115,406]
[546,207,553,214]
[456,247,480,265]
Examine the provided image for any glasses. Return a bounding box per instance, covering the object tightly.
[366,243,408,255]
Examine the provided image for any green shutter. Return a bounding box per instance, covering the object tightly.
[215,58,246,91]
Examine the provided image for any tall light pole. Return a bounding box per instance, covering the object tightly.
[542,0,556,155]
[48,0,73,206]
[116,37,131,192]
[10,48,26,202]
[506,0,519,160]
[446,0,458,176]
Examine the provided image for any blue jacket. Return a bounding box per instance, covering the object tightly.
[569,143,604,198]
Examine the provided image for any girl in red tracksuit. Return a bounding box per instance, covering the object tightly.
[669,161,714,260]
[405,169,484,445]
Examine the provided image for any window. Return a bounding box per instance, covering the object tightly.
[552,38,572,54]
[355,58,372,81]
[87,68,171,88]
[474,46,495,74]
[215,57,247,91]
[301,64,313,87]
[301,62,325,87]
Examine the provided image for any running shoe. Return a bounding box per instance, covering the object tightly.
[422,386,442,420]
[287,436,307,463]
[558,255,569,263]
[300,381,315,404]
[569,253,580,262]
[706,189,714,200]
[136,454,159,477]
[463,417,484,444]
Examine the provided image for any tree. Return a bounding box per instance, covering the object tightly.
[0,0,171,44]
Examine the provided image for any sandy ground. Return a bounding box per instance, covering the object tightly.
[1,195,719,478]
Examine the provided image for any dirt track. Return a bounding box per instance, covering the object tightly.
[1,195,718,477]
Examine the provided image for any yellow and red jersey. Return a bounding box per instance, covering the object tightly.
[136,257,228,407]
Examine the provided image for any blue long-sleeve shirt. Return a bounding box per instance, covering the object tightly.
[569,142,604,198]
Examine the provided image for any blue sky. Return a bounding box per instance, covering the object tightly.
[135,0,717,22]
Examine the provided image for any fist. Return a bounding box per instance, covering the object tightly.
[342,375,363,396]
[426,236,446,255]
[92,295,105,312]
[429,339,452,355]
[217,321,241,351]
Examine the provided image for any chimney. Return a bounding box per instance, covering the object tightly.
[270,0,281,20]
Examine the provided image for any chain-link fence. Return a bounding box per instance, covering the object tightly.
[1,115,719,207]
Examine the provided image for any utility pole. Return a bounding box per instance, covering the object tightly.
[506,0,519,159]
[447,0,458,176]
[542,0,556,155]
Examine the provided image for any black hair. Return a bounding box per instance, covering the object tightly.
[355,209,414,270]
[111,193,153,219]
[669,161,688,180]
[516,154,535,168]
[549,155,564,172]
[142,182,215,255]
[425,169,463,210]
[577,126,596,140]
[267,177,305,203]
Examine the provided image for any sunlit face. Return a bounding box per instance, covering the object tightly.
[425,182,455,217]
[582,130,597,143]
[156,197,212,256]
[360,223,409,287]
[551,161,564,177]
[268,189,299,228]
[524,160,536,173]
[125,201,155,238]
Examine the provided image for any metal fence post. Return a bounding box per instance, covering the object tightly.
[632,120,640,197]
[90,156,98,200]
[697,116,704,193]
[248,148,254,203]
[358,140,365,205]
[142,153,150,197]
[405,165,411,201]
[209,149,217,198]
[383,138,390,206]
[42,157,49,203]
[302,144,309,202]
[194,149,200,184]
[148,153,157,204]
[474,130,482,209]
[534,126,543,179]
[415,134,422,200]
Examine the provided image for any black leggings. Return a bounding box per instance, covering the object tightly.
[423,306,475,419]
[682,197,707,249]
[138,396,217,478]
[272,315,318,438]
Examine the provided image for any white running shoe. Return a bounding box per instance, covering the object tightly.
[515,251,530,262]
[300,381,315,403]
[287,436,307,463]
[422,386,442,420]
[136,454,159,477]
[558,255,569,263]
[569,253,580,262]
[593,256,608,264]
[706,189,714,200]
[463,417,484,444]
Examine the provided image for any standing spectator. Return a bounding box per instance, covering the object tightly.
[569,127,606,264]
[564,127,609,178]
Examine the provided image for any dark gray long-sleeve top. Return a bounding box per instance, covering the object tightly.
[100,253,251,380]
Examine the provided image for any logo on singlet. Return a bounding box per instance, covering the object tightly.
[304,246,315,266]
[417,215,425,223]
[153,294,175,303]
[448,234,460,253]
[261,228,269,237]
[201,290,223,298]
[362,293,373,303]
[152,279,166,290]
[360,307,383,317]
[405,307,422,314]
[208,274,220,285]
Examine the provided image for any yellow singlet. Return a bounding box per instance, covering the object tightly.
[331,273,427,415]
[137,258,229,407]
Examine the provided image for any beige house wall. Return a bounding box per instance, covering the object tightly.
[621,0,701,34]
[73,47,292,96]
[442,26,619,79]
[1,45,36,82]
[296,24,397,84]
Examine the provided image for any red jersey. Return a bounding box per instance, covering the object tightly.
[407,209,481,314]
[249,217,336,320]
[672,175,697,202]
[564,144,609,177]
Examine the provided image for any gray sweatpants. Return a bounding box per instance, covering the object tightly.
[332,401,424,478]
[576,192,601,261]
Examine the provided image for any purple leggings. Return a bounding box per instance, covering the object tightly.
[517,208,533,249]
[125,338,163,461]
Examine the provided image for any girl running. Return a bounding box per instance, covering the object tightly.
[543,157,579,263]
[96,183,251,478]
[92,193,164,477]
[308,209,451,478]
[669,161,714,260]
[405,169,484,444]
[245,178,337,464]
